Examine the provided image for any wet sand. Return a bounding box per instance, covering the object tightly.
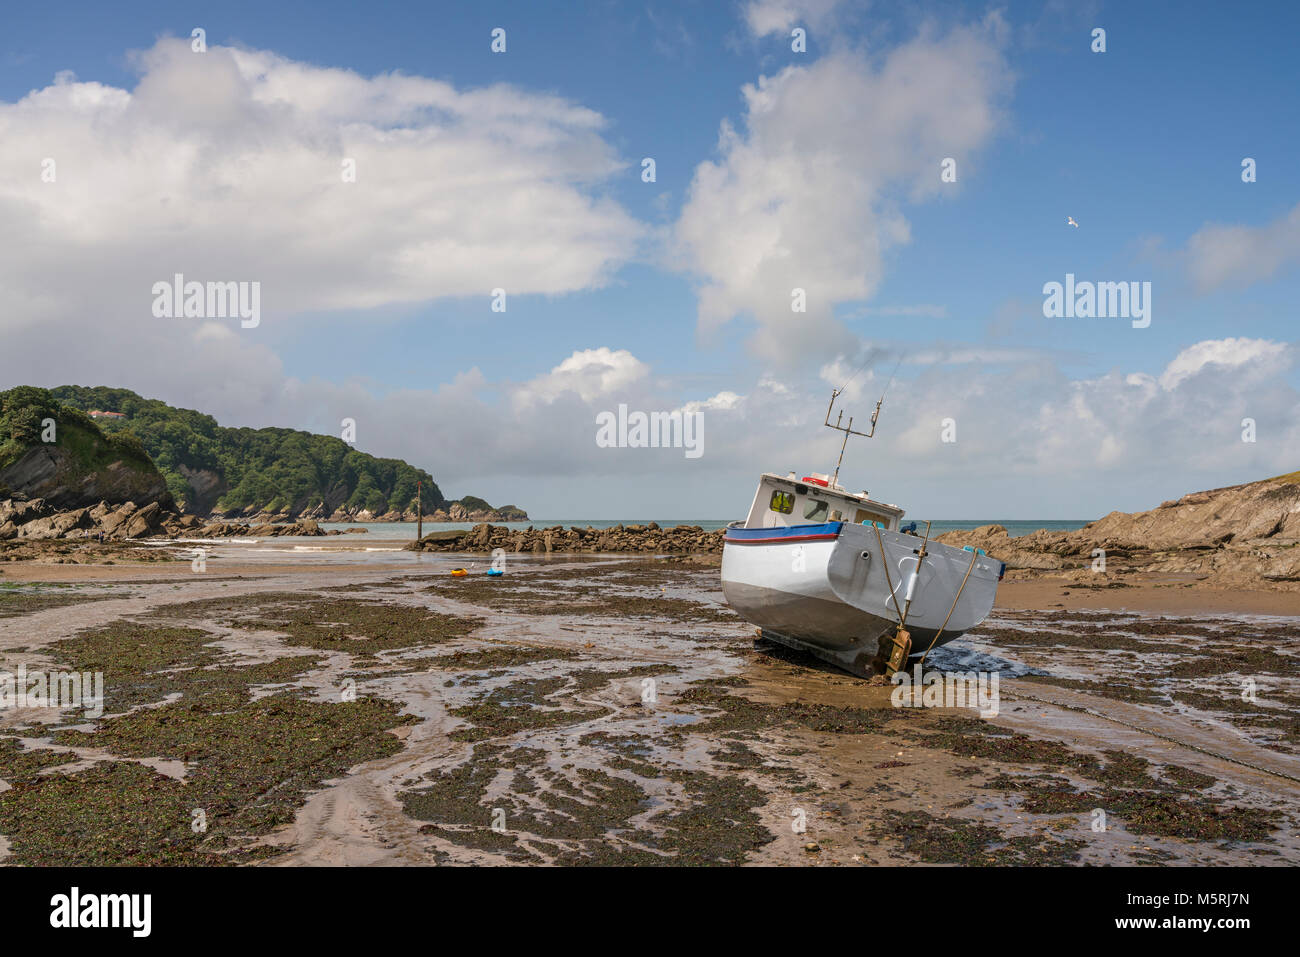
[996,573,1300,617]
[0,545,1296,866]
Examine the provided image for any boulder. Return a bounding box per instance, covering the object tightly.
[99,503,139,536]
[0,498,50,527]
[123,501,164,538]
[18,507,92,540]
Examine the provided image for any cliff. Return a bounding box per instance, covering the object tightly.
[0,387,171,510]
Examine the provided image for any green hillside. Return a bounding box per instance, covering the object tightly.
[43,386,492,518]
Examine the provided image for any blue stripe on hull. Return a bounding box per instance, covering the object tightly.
[724,522,842,544]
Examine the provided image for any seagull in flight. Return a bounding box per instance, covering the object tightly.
[1067,216,1079,228]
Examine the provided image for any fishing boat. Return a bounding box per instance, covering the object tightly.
[720,389,1005,677]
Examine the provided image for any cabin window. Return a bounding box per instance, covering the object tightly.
[803,498,829,522]
[855,508,888,527]
[769,490,794,514]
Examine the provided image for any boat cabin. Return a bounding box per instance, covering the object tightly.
[742,472,905,530]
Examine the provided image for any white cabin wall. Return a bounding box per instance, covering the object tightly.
[745,475,902,530]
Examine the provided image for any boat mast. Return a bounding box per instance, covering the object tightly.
[824,388,882,488]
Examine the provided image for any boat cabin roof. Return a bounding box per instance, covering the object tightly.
[743,472,905,530]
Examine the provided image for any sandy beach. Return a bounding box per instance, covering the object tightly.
[0,538,1296,867]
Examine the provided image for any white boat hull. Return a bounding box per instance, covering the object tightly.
[721,521,1003,677]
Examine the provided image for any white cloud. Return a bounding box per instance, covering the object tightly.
[674,18,1012,363]
[1157,337,1291,390]
[681,391,743,415]
[0,38,642,334]
[1185,202,1300,291]
[513,348,650,407]
[756,375,793,396]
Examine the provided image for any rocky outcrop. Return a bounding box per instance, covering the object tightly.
[207,504,528,525]
[0,445,170,511]
[411,522,724,555]
[0,495,329,542]
[328,504,528,524]
[176,463,223,512]
[935,475,1300,585]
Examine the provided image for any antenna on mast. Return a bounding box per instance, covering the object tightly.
[824,388,884,488]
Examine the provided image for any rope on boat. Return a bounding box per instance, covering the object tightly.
[918,548,982,670]
[872,520,980,675]
[872,521,905,625]
[872,521,914,674]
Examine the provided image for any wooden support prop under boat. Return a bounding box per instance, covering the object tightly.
[919,547,983,669]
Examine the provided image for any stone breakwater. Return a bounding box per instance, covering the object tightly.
[411,522,725,555]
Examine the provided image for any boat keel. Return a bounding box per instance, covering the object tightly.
[755,627,898,679]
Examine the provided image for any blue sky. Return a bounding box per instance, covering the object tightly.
[2,1,1298,518]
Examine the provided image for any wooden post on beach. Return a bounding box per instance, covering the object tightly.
[417,481,422,542]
